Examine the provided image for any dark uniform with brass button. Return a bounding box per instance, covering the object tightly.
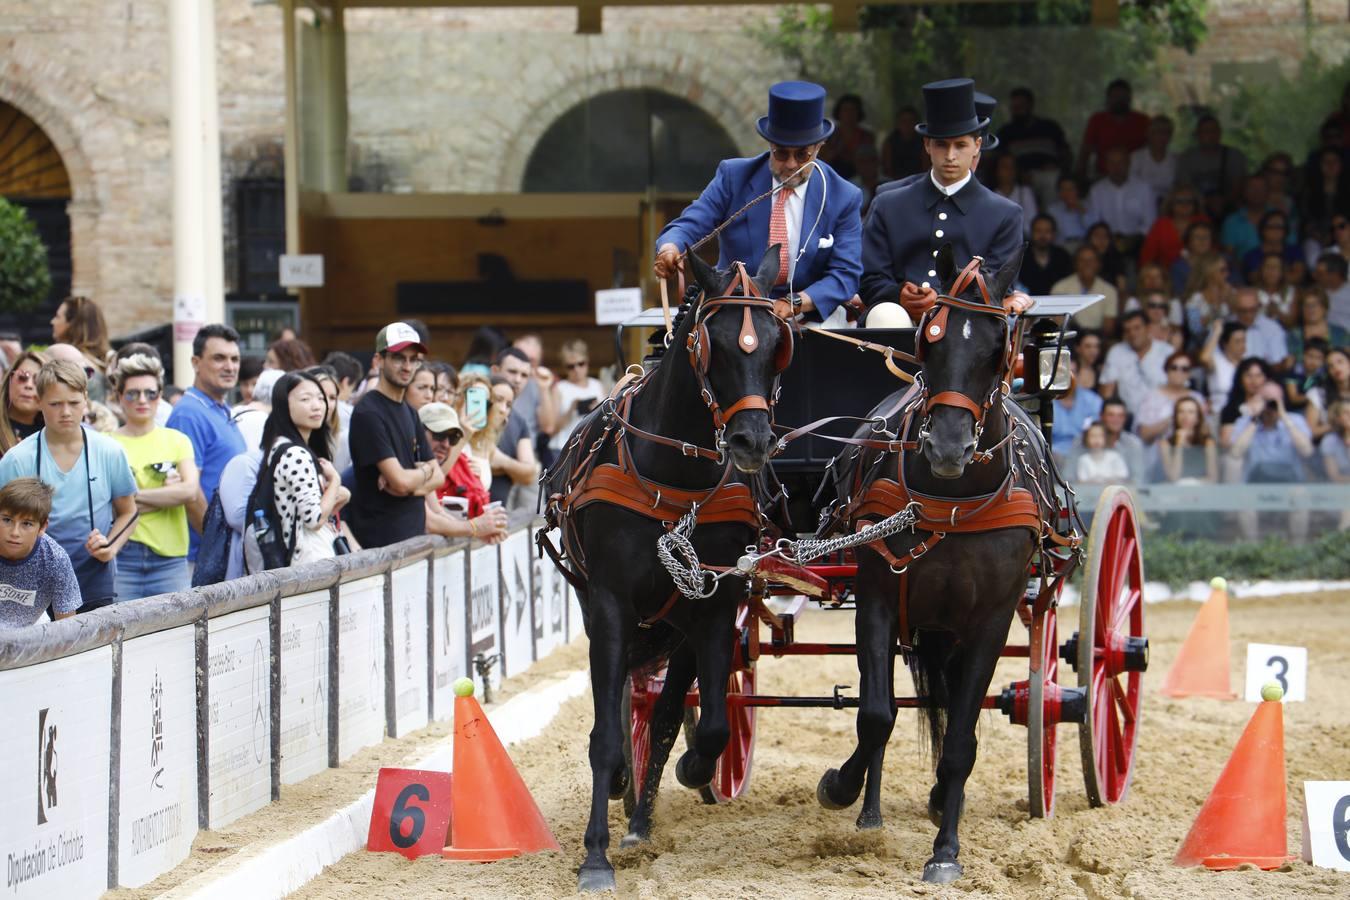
[860,80,1022,316]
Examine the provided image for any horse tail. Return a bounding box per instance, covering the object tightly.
[907,629,951,766]
[626,619,684,678]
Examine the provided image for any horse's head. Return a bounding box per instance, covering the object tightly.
[684,247,792,474]
[915,243,1024,479]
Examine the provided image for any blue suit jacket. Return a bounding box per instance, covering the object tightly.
[656,154,863,321]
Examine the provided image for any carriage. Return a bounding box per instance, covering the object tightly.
[611,294,1149,822]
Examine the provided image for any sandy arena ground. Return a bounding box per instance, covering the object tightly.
[121,590,1350,899]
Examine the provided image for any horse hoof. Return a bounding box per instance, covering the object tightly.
[675,751,710,790]
[578,866,617,893]
[855,808,883,830]
[608,767,629,801]
[922,861,963,884]
[816,768,858,810]
[619,830,648,849]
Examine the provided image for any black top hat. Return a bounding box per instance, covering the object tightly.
[915,78,989,140]
[756,81,836,148]
[974,91,999,150]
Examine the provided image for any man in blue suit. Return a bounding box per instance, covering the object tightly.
[654,81,863,323]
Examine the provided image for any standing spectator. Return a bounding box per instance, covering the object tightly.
[491,348,536,433]
[109,353,197,599]
[1314,252,1350,332]
[437,374,493,515]
[990,153,1037,236]
[0,350,47,456]
[880,105,926,180]
[237,356,264,407]
[1020,214,1074,295]
[321,351,364,472]
[548,339,604,457]
[1129,115,1177,205]
[1095,398,1146,482]
[462,326,509,377]
[1201,322,1248,414]
[1288,290,1349,362]
[232,368,282,453]
[0,360,137,610]
[0,479,80,626]
[1220,176,1273,262]
[1183,254,1235,340]
[1170,220,1217,298]
[265,337,317,372]
[430,361,458,406]
[1302,147,1350,241]
[1045,176,1092,246]
[306,366,347,472]
[1135,350,1206,444]
[1100,310,1171,414]
[407,362,437,412]
[1228,287,1290,370]
[1074,330,1104,393]
[1078,79,1152,179]
[1230,382,1313,540]
[997,87,1071,206]
[1075,423,1130,484]
[510,334,558,441]
[48,296,111,403]
[1175,115,1248,211]
[488,375,539,509]
[819,94,874,181]
[1307,347,1350,439]
[1320,401,1350,529]
[1139,187,1205,271]
[1053,245,1119,335]
[346,323,442,549]
[418,402,508,542]
[166,324,245,557]
[1158,396,1217,483]
[107,343,173,426]
[216,448,261,582]
[1085,221,1131,299]
[1086,146,1155,249]
[1051,358,1102,461]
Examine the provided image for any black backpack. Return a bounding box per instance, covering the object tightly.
[190,489,231,587]
[244,443,299,573]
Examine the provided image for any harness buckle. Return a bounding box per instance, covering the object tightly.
[680,442,699,458]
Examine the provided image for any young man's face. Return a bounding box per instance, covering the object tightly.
[925,135,980,185]
[0,511,45,562]
[378,347,423,389]
[40,383,87,433]
[493,354,531,394]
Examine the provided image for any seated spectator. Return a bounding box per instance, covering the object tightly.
[1302,147,1350,241]
[1170,220,1217,298]
[548,339,604,457]
[110,353,198,600]
[49,296,111,403]
[1020,213,1073,295]
[1283,337,1327,414]
[1202,322,1248,414]
[1258,153,1300,231]
[819,93,874,181]
[1122,263,1183,333]
[1252,253,1298,326]
[1076,422,1130,484]
[1218,357,1275,479]
[265,337,317,372]
[1129,114,1177,205]
[1097,398,1146,482]
[0,360,137,611]
[1100,310,1171,414]
[1078,79,1151,179]
[232,368,282,453]
[1227,287,1290,371]
[1051,359,1102,461]
[1086,146,1155,249]
[1045,176,1092,246]
[1158,396,1218,483]
[462,326,509,377]
[1135,350,1206,444]
[1307,346,1350,441]
[0,350,48,456]
[997,87,1071,205]
[0,478,80,627]
[237,356,264,407]
[1230,382,1313,540]
[880,105,926,180]
[1138,291,1183,350]
[1074,330,1104,393]
[1139,187,1204,271]
[1314,252,1350,332]
[1321,401,1350,529]
[1085,222,1131,299]
[419,402,508,542]
[407,362,437,412]
[990,153,1037,236]
[1183,254,1235,340]
[1052,246,1119,335]
[1220,175,1272,262]
[1175,115,1247,211]
[1240,212,1301,285]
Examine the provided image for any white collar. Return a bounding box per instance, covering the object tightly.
[930,169,972,196]
[772,178,810,199]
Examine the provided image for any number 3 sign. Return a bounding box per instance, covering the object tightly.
[1243,642,1308,703]
[367,767,453,858]
[1302,782,1350,871]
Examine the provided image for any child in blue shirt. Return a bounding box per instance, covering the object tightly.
[0,477,81,627]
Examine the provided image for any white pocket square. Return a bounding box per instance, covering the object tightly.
[818,234,834,249]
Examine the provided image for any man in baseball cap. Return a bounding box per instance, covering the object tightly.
[375,321,427,355]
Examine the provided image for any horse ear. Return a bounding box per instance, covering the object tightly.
[991,243,1027,303]
[936,243,957,290]
[754,244,782,294]
[685,251,721,300]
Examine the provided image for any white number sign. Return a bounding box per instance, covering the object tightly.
[1302,782,1350,871]
[1243,643,1307,703]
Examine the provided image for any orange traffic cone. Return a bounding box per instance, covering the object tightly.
[1160,579,1236,699]
[1174,690,1294,869]
[442,682,560,861]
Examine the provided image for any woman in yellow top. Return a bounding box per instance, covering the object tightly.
[110,352,200,599]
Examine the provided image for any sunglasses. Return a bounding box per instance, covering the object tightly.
[1167,363,1191,371]
[431,429,462,443]
[566,360,588,370]
[8,370,34,385]
[123,389,160,402]
[770,146,816,163]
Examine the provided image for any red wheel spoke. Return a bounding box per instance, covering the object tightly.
[1107,693,1126,765]
[1111,586,1141,635]
[1111,676,1136,725]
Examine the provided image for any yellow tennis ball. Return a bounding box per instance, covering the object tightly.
[453,677,476,698]
[1210,576,1227,592]
[1261,681,1284,702]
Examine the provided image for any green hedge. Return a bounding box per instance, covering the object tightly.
[1139,530,1350,589]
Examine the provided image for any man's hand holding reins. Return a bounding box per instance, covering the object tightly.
[654,243,683,280]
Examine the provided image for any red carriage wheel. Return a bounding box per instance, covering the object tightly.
[682,666,758,803]
[621,673,660,818]
[1027,606,1059,819]
[1077,485,1148,807]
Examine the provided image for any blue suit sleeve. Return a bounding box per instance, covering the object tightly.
[800,183,863,321]
[655,160,734,252]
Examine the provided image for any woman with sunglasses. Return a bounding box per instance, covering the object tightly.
[110,353,199,599]
[0,350,48,456]
[1139,187,1204,270]
[547,340,604,458]
[1135,350,1206,444]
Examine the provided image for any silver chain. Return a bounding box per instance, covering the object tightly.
[657,510,721,599]
[781,502,921,565]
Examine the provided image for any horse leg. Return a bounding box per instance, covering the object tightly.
[673,605,736,790]
[621,643,696,848]
[922,623,1005,884]
[818,567,898,820]
[579,590,631,893]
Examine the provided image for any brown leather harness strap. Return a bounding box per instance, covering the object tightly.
[923,390,985,419]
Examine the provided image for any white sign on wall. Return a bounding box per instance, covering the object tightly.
[208,606,272,829]
[279,591,329,785]
[469,545,501,690]
[500,530,534,678]
[337,576,385,762]
[1244,643,1308,703]
[119,627,198,888]
[0,647,111,899]
[432,551,468,721]
[278,254,324,287]
[390,562,429,737]
[595,287,643,326]
[1302,781,1350,871]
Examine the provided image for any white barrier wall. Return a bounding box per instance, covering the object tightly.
[431,552,467,721]
[279,591,329,785]
[389,562,429,737]
[207,606,272,829]
[468,544,502,690]
[500,530,534,678]
[337,576,385,763]
[118,626,198,887]
[0,647,111,899]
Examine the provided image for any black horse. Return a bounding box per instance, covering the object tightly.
[543,248,789,892]
[816,245,1050,883]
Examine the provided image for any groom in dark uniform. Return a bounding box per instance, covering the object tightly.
[862,79,1026,326]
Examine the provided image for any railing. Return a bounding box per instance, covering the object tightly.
[0,513,577,896]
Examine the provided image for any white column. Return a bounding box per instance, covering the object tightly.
[170,0,206,386]
[199,0,226,327]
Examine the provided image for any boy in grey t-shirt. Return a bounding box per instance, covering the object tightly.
[0,477,80,627]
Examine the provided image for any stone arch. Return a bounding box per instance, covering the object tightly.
[497,64,764,192]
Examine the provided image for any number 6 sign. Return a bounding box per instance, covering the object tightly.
[367,767,453,858]
[1243,642,1307,703]
[1302,782,1350,871]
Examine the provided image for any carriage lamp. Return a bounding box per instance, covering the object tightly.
[1024,344,1073,394]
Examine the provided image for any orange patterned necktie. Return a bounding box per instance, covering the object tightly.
[768,185,790,285]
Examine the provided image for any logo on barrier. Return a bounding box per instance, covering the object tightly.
[313,621,327,737]
[404,601,414,680]
[513,558,528,630]
[252,638,267,764]
[150,670,165,791]
[37,708,58,824]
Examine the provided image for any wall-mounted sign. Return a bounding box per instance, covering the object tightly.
[279,254,324,288]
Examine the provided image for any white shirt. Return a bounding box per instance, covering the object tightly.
[1086,176,1156,237]
[930,169,972,197]
[1328,281,1350,332]
[1129,147,1177,203]
[771,178,810,286]
[1100,338,1172,414]
[1209,351,1239,412]
[1234,314,1289,366]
